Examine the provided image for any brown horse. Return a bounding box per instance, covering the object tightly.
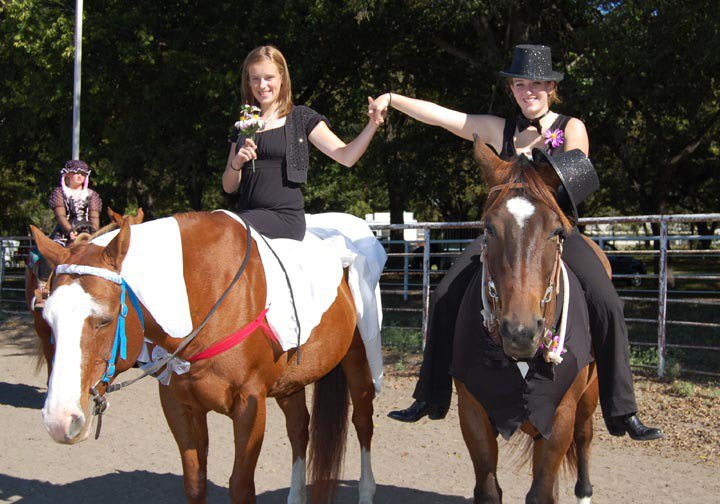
[30,211,376,504]
[454,139,603,504]
[25,207,144,379]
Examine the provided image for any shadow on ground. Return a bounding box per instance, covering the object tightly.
[0,473,470,503]
[0,382,45,409]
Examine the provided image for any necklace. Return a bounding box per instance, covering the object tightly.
[261,108,279,130]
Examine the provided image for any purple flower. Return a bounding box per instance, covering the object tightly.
[544,128,564,150]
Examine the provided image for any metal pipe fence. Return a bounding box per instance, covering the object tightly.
[2,214,719,377]
[371,213,720,378]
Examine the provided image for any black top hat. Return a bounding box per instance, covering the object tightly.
[532,148,599,220]
[499,45,564,82]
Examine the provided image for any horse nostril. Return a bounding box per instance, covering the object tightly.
[535,318,545,333]
[67,413,85,439]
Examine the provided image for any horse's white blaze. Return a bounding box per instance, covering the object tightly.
[41,282,95,441]
[287,457,307,504]
[358,447,376,504]
[577,497,592,504]
[506,196,535,230]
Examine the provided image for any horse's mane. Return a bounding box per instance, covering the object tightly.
[482,156,572,231]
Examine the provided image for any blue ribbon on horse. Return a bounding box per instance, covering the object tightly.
[102,279,144,383]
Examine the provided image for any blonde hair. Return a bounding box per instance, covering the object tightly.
[240,46,294,118]
[505,78,562,106]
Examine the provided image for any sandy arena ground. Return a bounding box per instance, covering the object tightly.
[1,316,717,503]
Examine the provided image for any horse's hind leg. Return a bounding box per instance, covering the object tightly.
[574,376,599,503]
[341,329,376,504]
[455,381,501,504]
[159,385,210,504]
[276,389,309,504]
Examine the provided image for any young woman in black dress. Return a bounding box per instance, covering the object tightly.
[369,45,661,441]
[223,45,381,240]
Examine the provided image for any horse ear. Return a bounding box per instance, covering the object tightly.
[473,134,501,186]
[131,208,144,225]
[30,225,69,267]
[102,220,131,271]
[107,207,124,227]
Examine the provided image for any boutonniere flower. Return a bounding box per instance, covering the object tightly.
[543,128,564,153]
[234,104,265,173]
[540,329,567,364]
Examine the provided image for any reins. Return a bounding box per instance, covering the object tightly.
[105,216,254,393]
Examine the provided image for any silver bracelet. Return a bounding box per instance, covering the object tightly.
[388,92,393,108]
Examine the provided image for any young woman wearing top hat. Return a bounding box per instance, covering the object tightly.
[369,44,661,441]
[223,45,382,240]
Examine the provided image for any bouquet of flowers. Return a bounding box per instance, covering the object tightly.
[234,104,265,172]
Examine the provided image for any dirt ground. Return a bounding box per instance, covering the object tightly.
[1,315,718,503]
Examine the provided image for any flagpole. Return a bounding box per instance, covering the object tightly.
[71,0,83,160]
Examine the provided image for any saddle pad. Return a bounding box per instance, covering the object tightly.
[90,218,193,339]
[219,211,387,392]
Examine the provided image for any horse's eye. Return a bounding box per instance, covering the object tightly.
[95,318,112,330]
[551,227,566,239]
[484,223,496,237]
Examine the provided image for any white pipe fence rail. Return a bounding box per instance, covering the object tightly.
[371,213,720,378]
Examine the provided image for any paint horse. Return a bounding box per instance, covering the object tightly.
[454,139,605,504]
[25,207,144,379]
[30,211,376,504]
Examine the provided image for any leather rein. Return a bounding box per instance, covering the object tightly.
[480,182,569,364]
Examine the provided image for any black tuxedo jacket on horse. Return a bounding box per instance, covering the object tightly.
[450,263,593,440]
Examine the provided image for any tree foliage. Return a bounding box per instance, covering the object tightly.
[0,0,717,235]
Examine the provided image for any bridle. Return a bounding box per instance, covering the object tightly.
[480,182,569,364]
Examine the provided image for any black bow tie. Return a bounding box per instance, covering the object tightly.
[517,112,549,135]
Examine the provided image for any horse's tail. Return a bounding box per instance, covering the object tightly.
[308,363,350,503]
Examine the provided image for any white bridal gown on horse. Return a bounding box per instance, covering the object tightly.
[91,211,387,391]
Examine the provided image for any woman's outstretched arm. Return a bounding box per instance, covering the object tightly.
[368,93,504,144]
[308,98,382,167]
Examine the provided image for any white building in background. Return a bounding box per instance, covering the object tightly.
[365,211,418,241]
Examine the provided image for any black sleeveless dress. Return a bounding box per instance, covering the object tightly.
[413,112,638,423]
[235,110,327,240]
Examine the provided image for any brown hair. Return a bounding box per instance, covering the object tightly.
[505,78,562,106]
[240,46,294,118]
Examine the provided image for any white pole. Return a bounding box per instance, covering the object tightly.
[71,0,84,160]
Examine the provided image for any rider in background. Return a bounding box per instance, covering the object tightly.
[369,44,661,441]
[29,159,102,309]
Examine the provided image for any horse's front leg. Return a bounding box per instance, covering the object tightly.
[159,384,209,504]
[229,391,267,504]
[455,380,501,504]
[276,389,309,504]
[526,406,577,504]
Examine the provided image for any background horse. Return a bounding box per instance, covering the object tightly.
[30,211,376,504]
[25,207,144,379]
[454,140,603,504]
